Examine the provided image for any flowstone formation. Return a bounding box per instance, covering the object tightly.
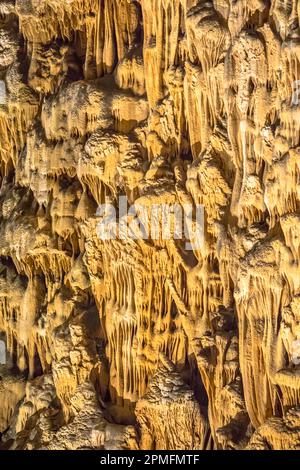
[0,0,300,451]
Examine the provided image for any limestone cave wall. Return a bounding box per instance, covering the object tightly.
[0,0,300,450]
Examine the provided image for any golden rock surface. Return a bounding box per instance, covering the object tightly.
[0,0,300,450]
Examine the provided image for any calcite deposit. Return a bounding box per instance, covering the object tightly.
[0,0,300,451]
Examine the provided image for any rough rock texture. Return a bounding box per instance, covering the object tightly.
[0,0,300,451]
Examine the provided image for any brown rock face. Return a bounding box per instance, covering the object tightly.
[0,0,299,451]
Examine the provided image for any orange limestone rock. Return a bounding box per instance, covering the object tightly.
[0,0,300,451]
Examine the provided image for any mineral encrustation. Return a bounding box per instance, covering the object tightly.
[0,0,300,451]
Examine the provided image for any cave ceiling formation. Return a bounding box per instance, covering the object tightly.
[0,0,300,451]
